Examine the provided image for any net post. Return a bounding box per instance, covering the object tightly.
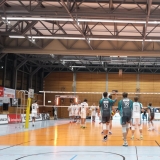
[25,98,31,129]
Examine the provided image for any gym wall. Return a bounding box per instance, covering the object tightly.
[44,72,160,118]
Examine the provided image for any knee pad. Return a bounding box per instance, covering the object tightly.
[103,123,106,130]
[139,125,142,130]
[122,125,126,133]
[106,124,109,130]
[126,123,130,129]
[132,126,135,130]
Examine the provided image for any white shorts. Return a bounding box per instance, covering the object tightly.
[75,113,79,117]
[132,118,141,125]
[32,112,37,118]
[81,112,86,119]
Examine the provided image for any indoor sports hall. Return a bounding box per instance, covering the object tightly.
[0,0,160,160]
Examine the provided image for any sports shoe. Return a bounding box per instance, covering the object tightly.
[123,141,128,146]
[131,135,134,140]
[103,135,108,142]
[101,131,104,135]
[140,135,143,140]
[148,128,152,131]
[152,127,155,130]
[109,131,112,135]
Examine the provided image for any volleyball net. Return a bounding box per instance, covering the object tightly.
[39,91,160,108]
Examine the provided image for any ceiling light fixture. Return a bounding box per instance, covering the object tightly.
[9,36,160,42]
[3,17,160,24]
[9,35,25,38]
[69,66,86,68]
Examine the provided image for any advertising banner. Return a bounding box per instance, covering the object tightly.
[28,89,34,98]
[41,113,50,120]
[21,114,32,122]
[4,88,15,98]
[35,114,42,121]
[21,114,44,122]
[0,97,3,107]
[11,98,18,107]
[0,115,8,124]
[155,113,160,120]
[0,87,4,97]
[0,113,50,125]
[7,114,22,124]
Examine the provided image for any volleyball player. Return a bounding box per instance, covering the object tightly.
[76,100,81,123]
[68,102,73,123]
[131,97,143,140]
[99,110,102,124]
[147,103,155,131]
[74,102,80,123]
[80,99,88,129]
[118,92,133,146]
[72,103,76,123]
[108,95,116,135]
[99,92,117,141]
[90,103,97,122]
[31,101,39,127]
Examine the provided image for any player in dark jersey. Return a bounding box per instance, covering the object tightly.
[147,103,155,131]
[99,92,117,141]
[118,92,133,146]
[108,95,116,135]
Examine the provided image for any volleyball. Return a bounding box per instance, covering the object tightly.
[111,110,116,116]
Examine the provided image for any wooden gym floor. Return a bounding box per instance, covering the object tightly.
[0,119,159,160]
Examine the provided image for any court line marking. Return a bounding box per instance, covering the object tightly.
[0,141,32,151]
[135,146,138,160]
[70,155,77,160]
[14,151,125,160]
[155,141,160,147]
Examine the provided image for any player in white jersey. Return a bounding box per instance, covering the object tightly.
[90,103,97,122]
[80,99,88,129]
[74,103,80,123]
[76,100,81,123]
[31,101,39,127]
[131,97,143,140]
[68,102,74,123]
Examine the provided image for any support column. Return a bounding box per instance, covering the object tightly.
[136,73,140,91]
[13,58,27,91]
[106,73,108,92]
[35,72,37,93]
[29,67,41,89]
[2,54,7,87]
[43,92,45,106]
[21,66,24,89]
[12,58,17,89]
[136,73,140,98]
[72,72,76,92]
[28,66,32,89]
[40,70,44,91]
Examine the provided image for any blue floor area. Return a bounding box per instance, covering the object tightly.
[0,120,159,160]
[0,146,160,160]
